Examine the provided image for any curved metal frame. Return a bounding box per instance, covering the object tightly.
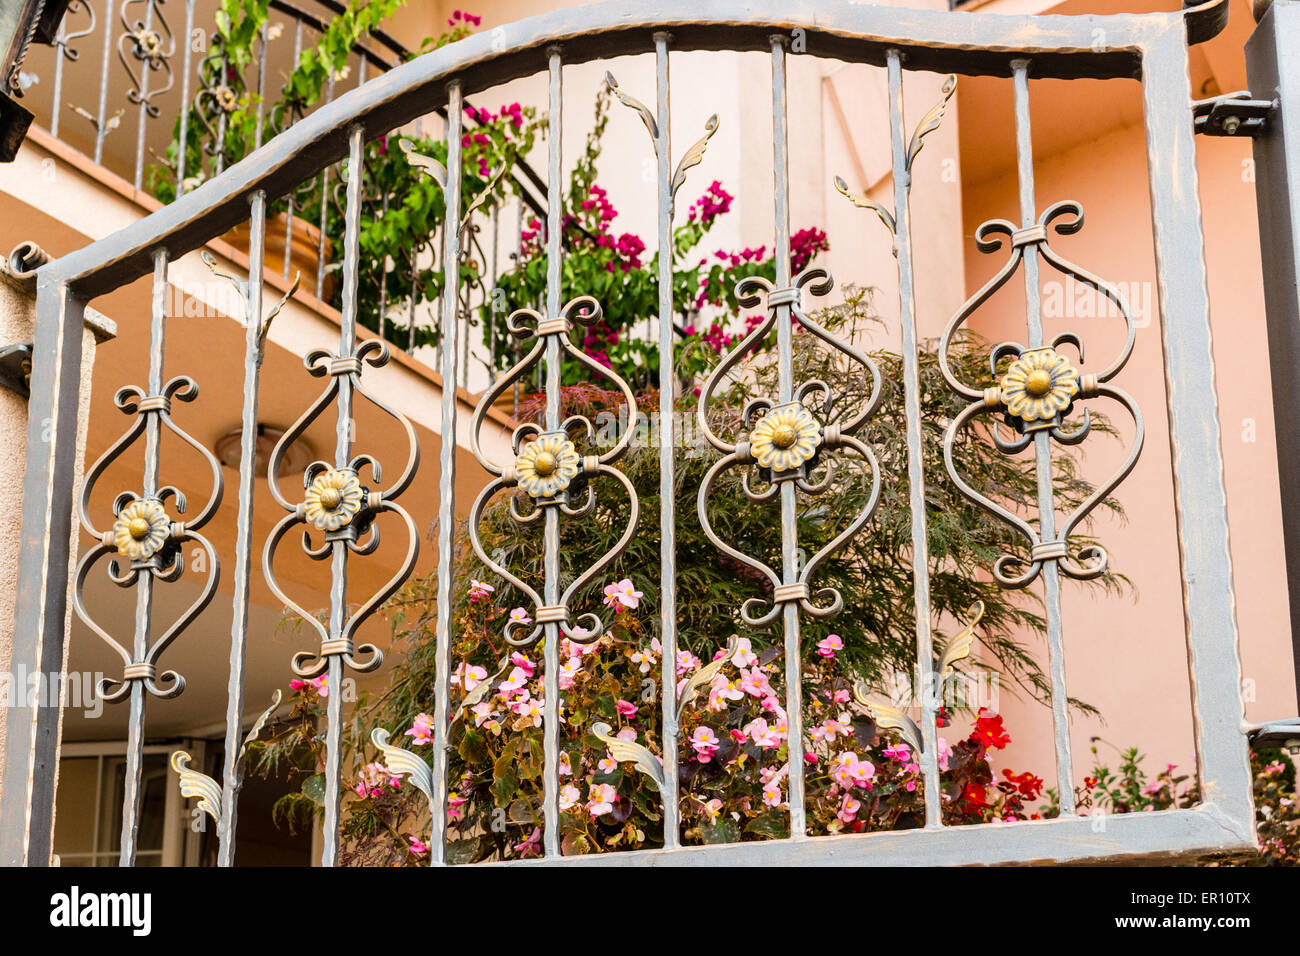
[5,0,1256,869]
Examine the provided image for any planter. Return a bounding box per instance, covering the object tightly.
[222,212,336,302]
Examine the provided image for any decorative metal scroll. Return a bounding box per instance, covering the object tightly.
[693,269,884,626]
[261,335,421,679]
[170,689,281,829]
[118,0,175,118]
[74,377,223,702]
[937,200,1144,588]
[464,297,640,646]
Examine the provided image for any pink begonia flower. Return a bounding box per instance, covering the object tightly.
[616,698,638,717]
[812,715,851,745]
[905,779,918,792]
[761,695,783,714]
[883,743,912,762]
[450,663,487,692]
[616,727,637,742]
[744,717,782,750]
[513,827,542,858]
[588,783,618,816]
[407,836,429,856]
[691,726,720,763]
[498,666,530,695]
[601,578,643,610]
[598,756,618,774]
[937,736,953,772]
[702,798,724,822]
[404,713,434,745]
[831,751,862,787]
[707,675,745,711]
[838,794,862,824]
[558,657,583,690]
[816,634,844,658]
[630,646,657,673]
[559,783,581,810]
[732,637,757,668]
[468,579,495,602]
[471,701,499,729]
[851,759,876,787]
[676,650,702,676]
[510,651,537,677]
[447,792,467,821]
[289,679,306,691]
[730,729,748,744]
[509,607,532,626]
[1143,782,1162,796]
[832,688,851,704]
[558,752,572,776]
[512,696,544,727]
[740,668,772,699]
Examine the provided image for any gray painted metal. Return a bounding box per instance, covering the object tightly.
[1248,0,1300,706]
[6,0,1259,866]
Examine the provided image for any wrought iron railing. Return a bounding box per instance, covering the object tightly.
[1,0,1257,867]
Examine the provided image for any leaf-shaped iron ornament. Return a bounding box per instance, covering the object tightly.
[905,74,957,173]
[694,269,884,627]
[372,728,435,808]
[832,175,896,236]
[605,69,718,214]
[592,722,665,793]
[674,636,738,724]
[853,681,924,755]
[937,601,984,683]
[170,688,283,829]
[937,200,1143,589]
[604,71,657,141]
[465,296,639,646]
[400,137,447,188]
[170,752,223,827]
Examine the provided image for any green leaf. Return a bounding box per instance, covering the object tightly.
[301,773,326,805]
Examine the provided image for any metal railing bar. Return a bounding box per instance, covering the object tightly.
[175,0,196,197]
[216,188,268,866]
[1010,58,1075,815]
[541,44,563,859]
[652,31,681,849]
[93,0,115,165]
[885,48,942,829]
[430,80,464,866]
[119,246,170,866]
[319,123,366,867]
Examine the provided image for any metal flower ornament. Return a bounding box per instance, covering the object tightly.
[465,295,640,646]
[937,199,1143,589]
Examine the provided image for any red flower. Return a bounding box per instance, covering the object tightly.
[1002,769,1044,800]
[972,708,1011,750]
[959,781,988,812]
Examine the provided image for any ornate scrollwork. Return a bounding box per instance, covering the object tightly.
[118,0,175,118]
[937,200,1144,589]
[74,375,224,703]
[466,296,639,646]
[262,336,421,679]
[694,269,884,627]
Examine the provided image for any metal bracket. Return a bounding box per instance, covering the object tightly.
[0,342,33,399]
[1245,717,1300,749]
[1193,90,1278,137]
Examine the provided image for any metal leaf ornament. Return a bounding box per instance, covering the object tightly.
[371,728,435,808]
[675,636,738,724]
[853,681,924,754]
[937,601,984,683]
[171,752,223,826]
[592,722,665,793]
